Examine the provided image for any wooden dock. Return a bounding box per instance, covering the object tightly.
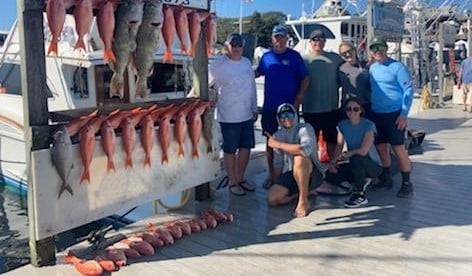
[8,103,472,276]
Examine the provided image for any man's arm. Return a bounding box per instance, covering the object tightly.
[294,76,310,109]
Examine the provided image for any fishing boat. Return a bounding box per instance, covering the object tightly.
[0,12,200,194]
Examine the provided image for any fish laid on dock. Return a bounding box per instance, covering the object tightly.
[64,252,103,276]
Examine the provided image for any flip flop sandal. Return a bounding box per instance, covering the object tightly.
[239,180,255,192]
[229,184,246,196]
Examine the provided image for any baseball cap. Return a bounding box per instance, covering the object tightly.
[272,25,288,36]
[277,103,296,117]
[226,33,244,46]
[369,36,387,49]
[309,29,326,40]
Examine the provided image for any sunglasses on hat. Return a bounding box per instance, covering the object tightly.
[370,45,386,52]
[278,112,295,120]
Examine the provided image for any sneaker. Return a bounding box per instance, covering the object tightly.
[397,181,414,198]
[344,193,368,208]
[371,177,393,191]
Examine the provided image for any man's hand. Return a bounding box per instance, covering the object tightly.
[264,131,279,149]
[252,111,258,122]
[294,94,303,110]
[395,115,408,130]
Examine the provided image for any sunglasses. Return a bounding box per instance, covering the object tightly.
[370,45,386,52]
[345,106,361,112]
[311,36,325,42]
[230,43,243,48]
[278,112,295,120]
[340,48,355,58]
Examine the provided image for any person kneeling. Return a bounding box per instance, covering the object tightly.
[265,103,322,218]
[325,97,381,208]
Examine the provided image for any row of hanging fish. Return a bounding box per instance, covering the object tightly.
[50,99,213,199]
[64,210,233,275]
[45,0,217,99]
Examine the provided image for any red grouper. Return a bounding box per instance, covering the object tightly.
[188,101,212,159]
[73,0,93,50]
[100,107,142,172]
[134,0,164,99]
[64,252,103,276]
[173,100,198,157]
[188,10,210,57]
[162,5,176,63]
[79,115,109,184]
[204,13,217,57]
[174,5,192,54]
[109,0,144,99]
[46,0,75,55]
[95,0,118,63]
[156,105,180,164]
[121,105,157,168]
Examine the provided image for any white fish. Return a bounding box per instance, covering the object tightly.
[51,125,74,199]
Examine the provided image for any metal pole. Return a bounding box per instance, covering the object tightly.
[239,0,243,34]
[438,23,444,103]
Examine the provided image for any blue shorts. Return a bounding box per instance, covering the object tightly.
[220,120,255,154]
[370,110,405,146]
[261,109,278,136]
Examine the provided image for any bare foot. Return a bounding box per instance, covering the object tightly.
[293,201,310,218]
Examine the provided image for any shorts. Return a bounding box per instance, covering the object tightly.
[463,83,472,94]
[370,110,405,146]
[261,109,279,136]
[303,110,339,143]
[276,165,322,196]
[220,120,255,153]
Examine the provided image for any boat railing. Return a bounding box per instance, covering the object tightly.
[0,20,18,70]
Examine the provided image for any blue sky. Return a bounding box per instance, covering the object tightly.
[0,0,327,31]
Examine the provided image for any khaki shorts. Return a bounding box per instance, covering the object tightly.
[463,83,472,94]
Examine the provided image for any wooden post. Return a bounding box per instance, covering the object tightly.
[16,0,56,266]
[194,20,211,201]
[438,23,445,103]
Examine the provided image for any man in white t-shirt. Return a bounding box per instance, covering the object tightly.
[209,33,258,196]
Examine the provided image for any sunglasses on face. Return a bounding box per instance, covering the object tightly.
[345,106,361,112]
[311,36,325,42]
[340,48,355,58]
[230,43,243,48]
[370,45,386,52]
[278,112,295,120]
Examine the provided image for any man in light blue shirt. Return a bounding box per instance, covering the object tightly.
[457,57,472,112]
[368,36,414,198]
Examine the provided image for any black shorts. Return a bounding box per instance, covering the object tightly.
[276,166,323,196]
[370,110,405,146]
[261,109,278,136]
[220,120,255,153]
[303,110,339,144]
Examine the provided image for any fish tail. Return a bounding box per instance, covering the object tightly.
[80,169,90,184]
[107,159,116,172]
[163,50,174,63]
[144,155,151,168]
[135,78,146,99]
[104,49,117,64]
[161,153,168,164]
[57,183,74,199]
[192,148,199,159]
[178,146,184,157]
[74,39,86,51]
[110,74,124,99]
[180,45,188,55]
[206,144,213,153]
[47,42,58,56]
[125,156,133,168]
[188,46,194,57]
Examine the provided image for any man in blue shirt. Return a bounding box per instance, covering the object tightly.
[256,25,310,189]
[368,36,414,198]
[457,57,472,112]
